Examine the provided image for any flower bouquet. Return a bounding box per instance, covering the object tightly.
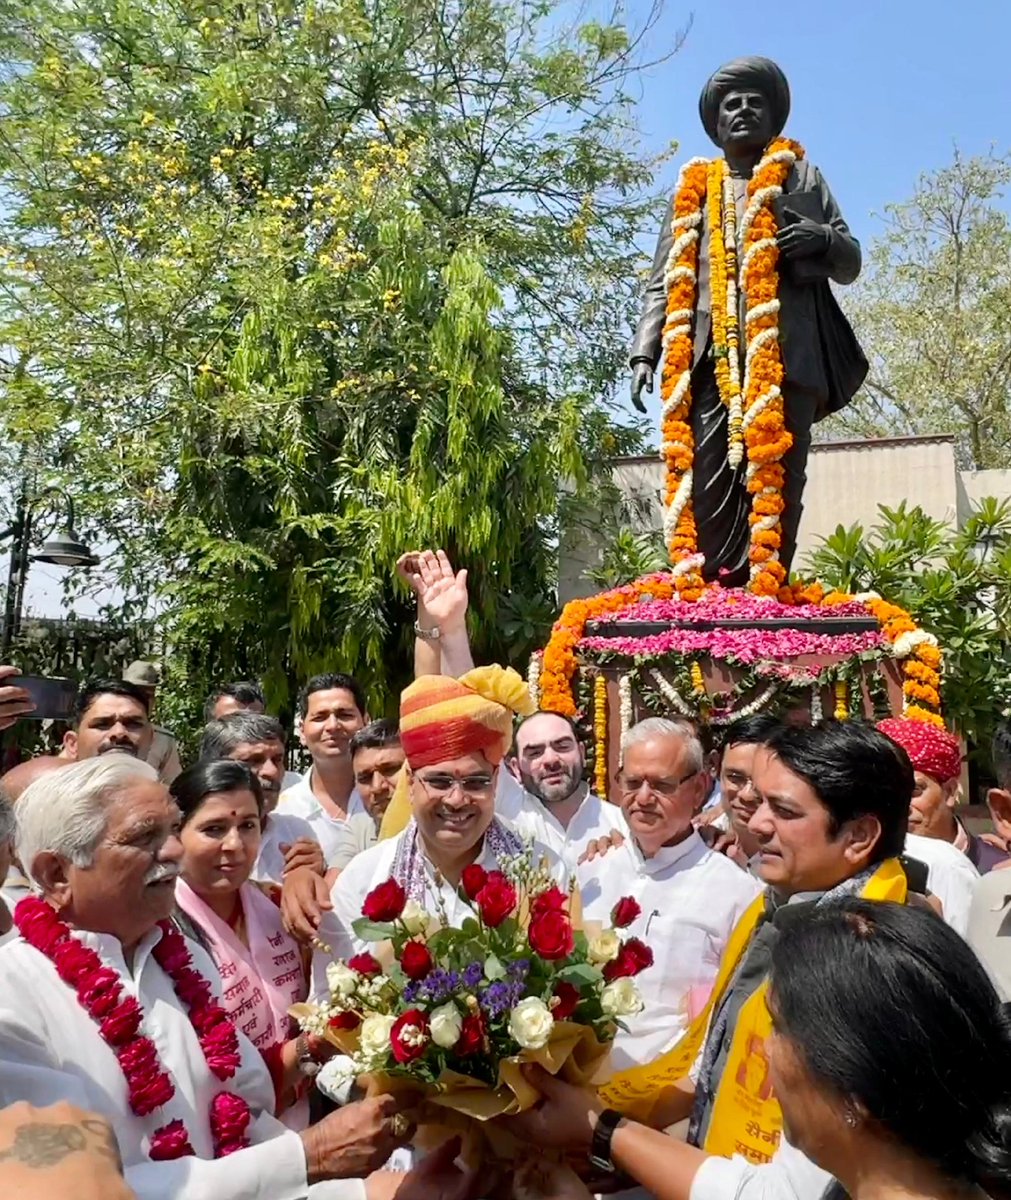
[293,851,652,1135]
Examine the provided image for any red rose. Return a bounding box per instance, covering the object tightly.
[390,1009,430,1064]
[455,1013,485,1056]
[552,982,580,1021]
[348,953,382,977]
[461,864,488,900]
[528,911,575,961]
[362,878,407,922]
[400,940,433,981]
[603,937,654,981]
[610,896,641,929]
[475,871,517,928]
[531,887,568,916]
[328,1011,361,1031]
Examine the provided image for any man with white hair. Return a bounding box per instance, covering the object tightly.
[0,756,430,1200]
[578,718,760,1077]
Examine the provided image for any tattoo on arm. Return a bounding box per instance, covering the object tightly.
[0,1123,87,1168]
[0,1118,124,1172]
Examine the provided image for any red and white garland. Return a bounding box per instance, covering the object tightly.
[15,897,252,1160]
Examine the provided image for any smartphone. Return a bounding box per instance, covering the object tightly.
[14,675,77,721]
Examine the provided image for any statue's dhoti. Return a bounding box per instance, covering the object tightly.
[690,356,818,586]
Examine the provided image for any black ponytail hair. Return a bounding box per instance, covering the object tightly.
[769,899,1011,1190]
[170,758,264,824]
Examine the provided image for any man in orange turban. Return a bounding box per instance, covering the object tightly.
[879,717,1007,873]
[310,667,564,987]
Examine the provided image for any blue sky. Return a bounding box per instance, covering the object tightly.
[619,0,1011,427]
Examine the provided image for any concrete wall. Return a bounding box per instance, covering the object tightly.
[559,435,1011,604]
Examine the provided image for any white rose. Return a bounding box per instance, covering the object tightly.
[400,899,430,936]
[430,1002,463,1049]
[327,961,358,998]
[359,1013,396,1063]
[587,930,621,965]
[508,997,554,1050]
[601,978,643,1018]
[315,1054,358,1105]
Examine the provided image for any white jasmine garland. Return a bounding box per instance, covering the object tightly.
[508,997,555,1050]
[601,978,644,1018]
[359,1013,397,1064]
[618,674,633,744]
[430,1003,464,1049]
[527,653,542,709]
[587,930,621,965]
[327,961,358,999]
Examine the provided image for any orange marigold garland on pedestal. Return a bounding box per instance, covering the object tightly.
[657,157,707,597]
[739,138,804,596]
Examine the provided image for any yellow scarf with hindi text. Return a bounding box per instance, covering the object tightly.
[598,857,908,1164]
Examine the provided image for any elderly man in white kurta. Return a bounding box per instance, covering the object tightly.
[0,756,422,1200]
[578,718,761,1074]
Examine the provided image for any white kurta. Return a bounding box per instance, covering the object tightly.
[904,830,978,935]
[578,831,761,1071]
[252,812,319,886]
[510,789,628,875]
[0,926,363,1200]
[276,773,366,866]
[312,828,566,999]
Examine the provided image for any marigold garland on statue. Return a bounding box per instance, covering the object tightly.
[657,156,707,597]
[739,138,803,596]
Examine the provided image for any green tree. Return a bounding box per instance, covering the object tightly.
[0,0,678,718]
[825,149,1011,469]
[807,499,1011,760]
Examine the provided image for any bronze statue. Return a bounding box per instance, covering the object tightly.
[631,56,867,588]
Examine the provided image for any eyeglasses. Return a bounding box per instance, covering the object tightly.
[416,773,494,799]
[615,768,700,798]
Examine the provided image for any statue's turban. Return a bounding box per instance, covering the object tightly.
[698,56,791,145]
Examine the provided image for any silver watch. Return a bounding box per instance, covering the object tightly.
[296,1034,321,1077]
[413,620,441,642]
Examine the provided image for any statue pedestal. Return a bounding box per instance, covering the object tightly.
[575,610,905,803]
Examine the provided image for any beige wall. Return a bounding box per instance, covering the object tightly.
[559,435,1011,604]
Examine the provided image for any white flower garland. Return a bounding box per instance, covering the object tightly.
[649,668,696,716]
[527,652,542,708]
[618,673,633,742]
[810,682,824,724]
[891,629,939,660]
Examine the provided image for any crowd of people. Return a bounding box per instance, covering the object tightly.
[0,548,1009,1200]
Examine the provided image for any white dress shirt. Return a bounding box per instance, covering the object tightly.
[252,812,319,886]
[312,827,567,998]
[276,771,365,865]
[0,926,361,1200]
[578,831,761,1071]
[689,1133,833,1200]
[511,788,628,875]
[904,830,978,936]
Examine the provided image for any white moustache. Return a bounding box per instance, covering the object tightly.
[143,864,180,886]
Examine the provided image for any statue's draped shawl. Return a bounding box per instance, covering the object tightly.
[698,56,791,145]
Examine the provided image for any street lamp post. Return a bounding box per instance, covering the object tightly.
[0,484,100,657]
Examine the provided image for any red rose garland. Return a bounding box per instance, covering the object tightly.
[15,897,252,1160]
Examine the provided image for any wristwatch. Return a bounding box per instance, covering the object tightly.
[296,1033,321,1078]
[413,620,441,642]
[589,1108,626,1173]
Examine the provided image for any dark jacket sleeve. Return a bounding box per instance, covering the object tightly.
[629,195,674,367]
[798,162,862,286]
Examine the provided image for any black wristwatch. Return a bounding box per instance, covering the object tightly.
[589,1108,625,1173]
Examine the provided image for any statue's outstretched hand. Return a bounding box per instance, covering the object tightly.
[776,218,830,261]
[630,362,653,413]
